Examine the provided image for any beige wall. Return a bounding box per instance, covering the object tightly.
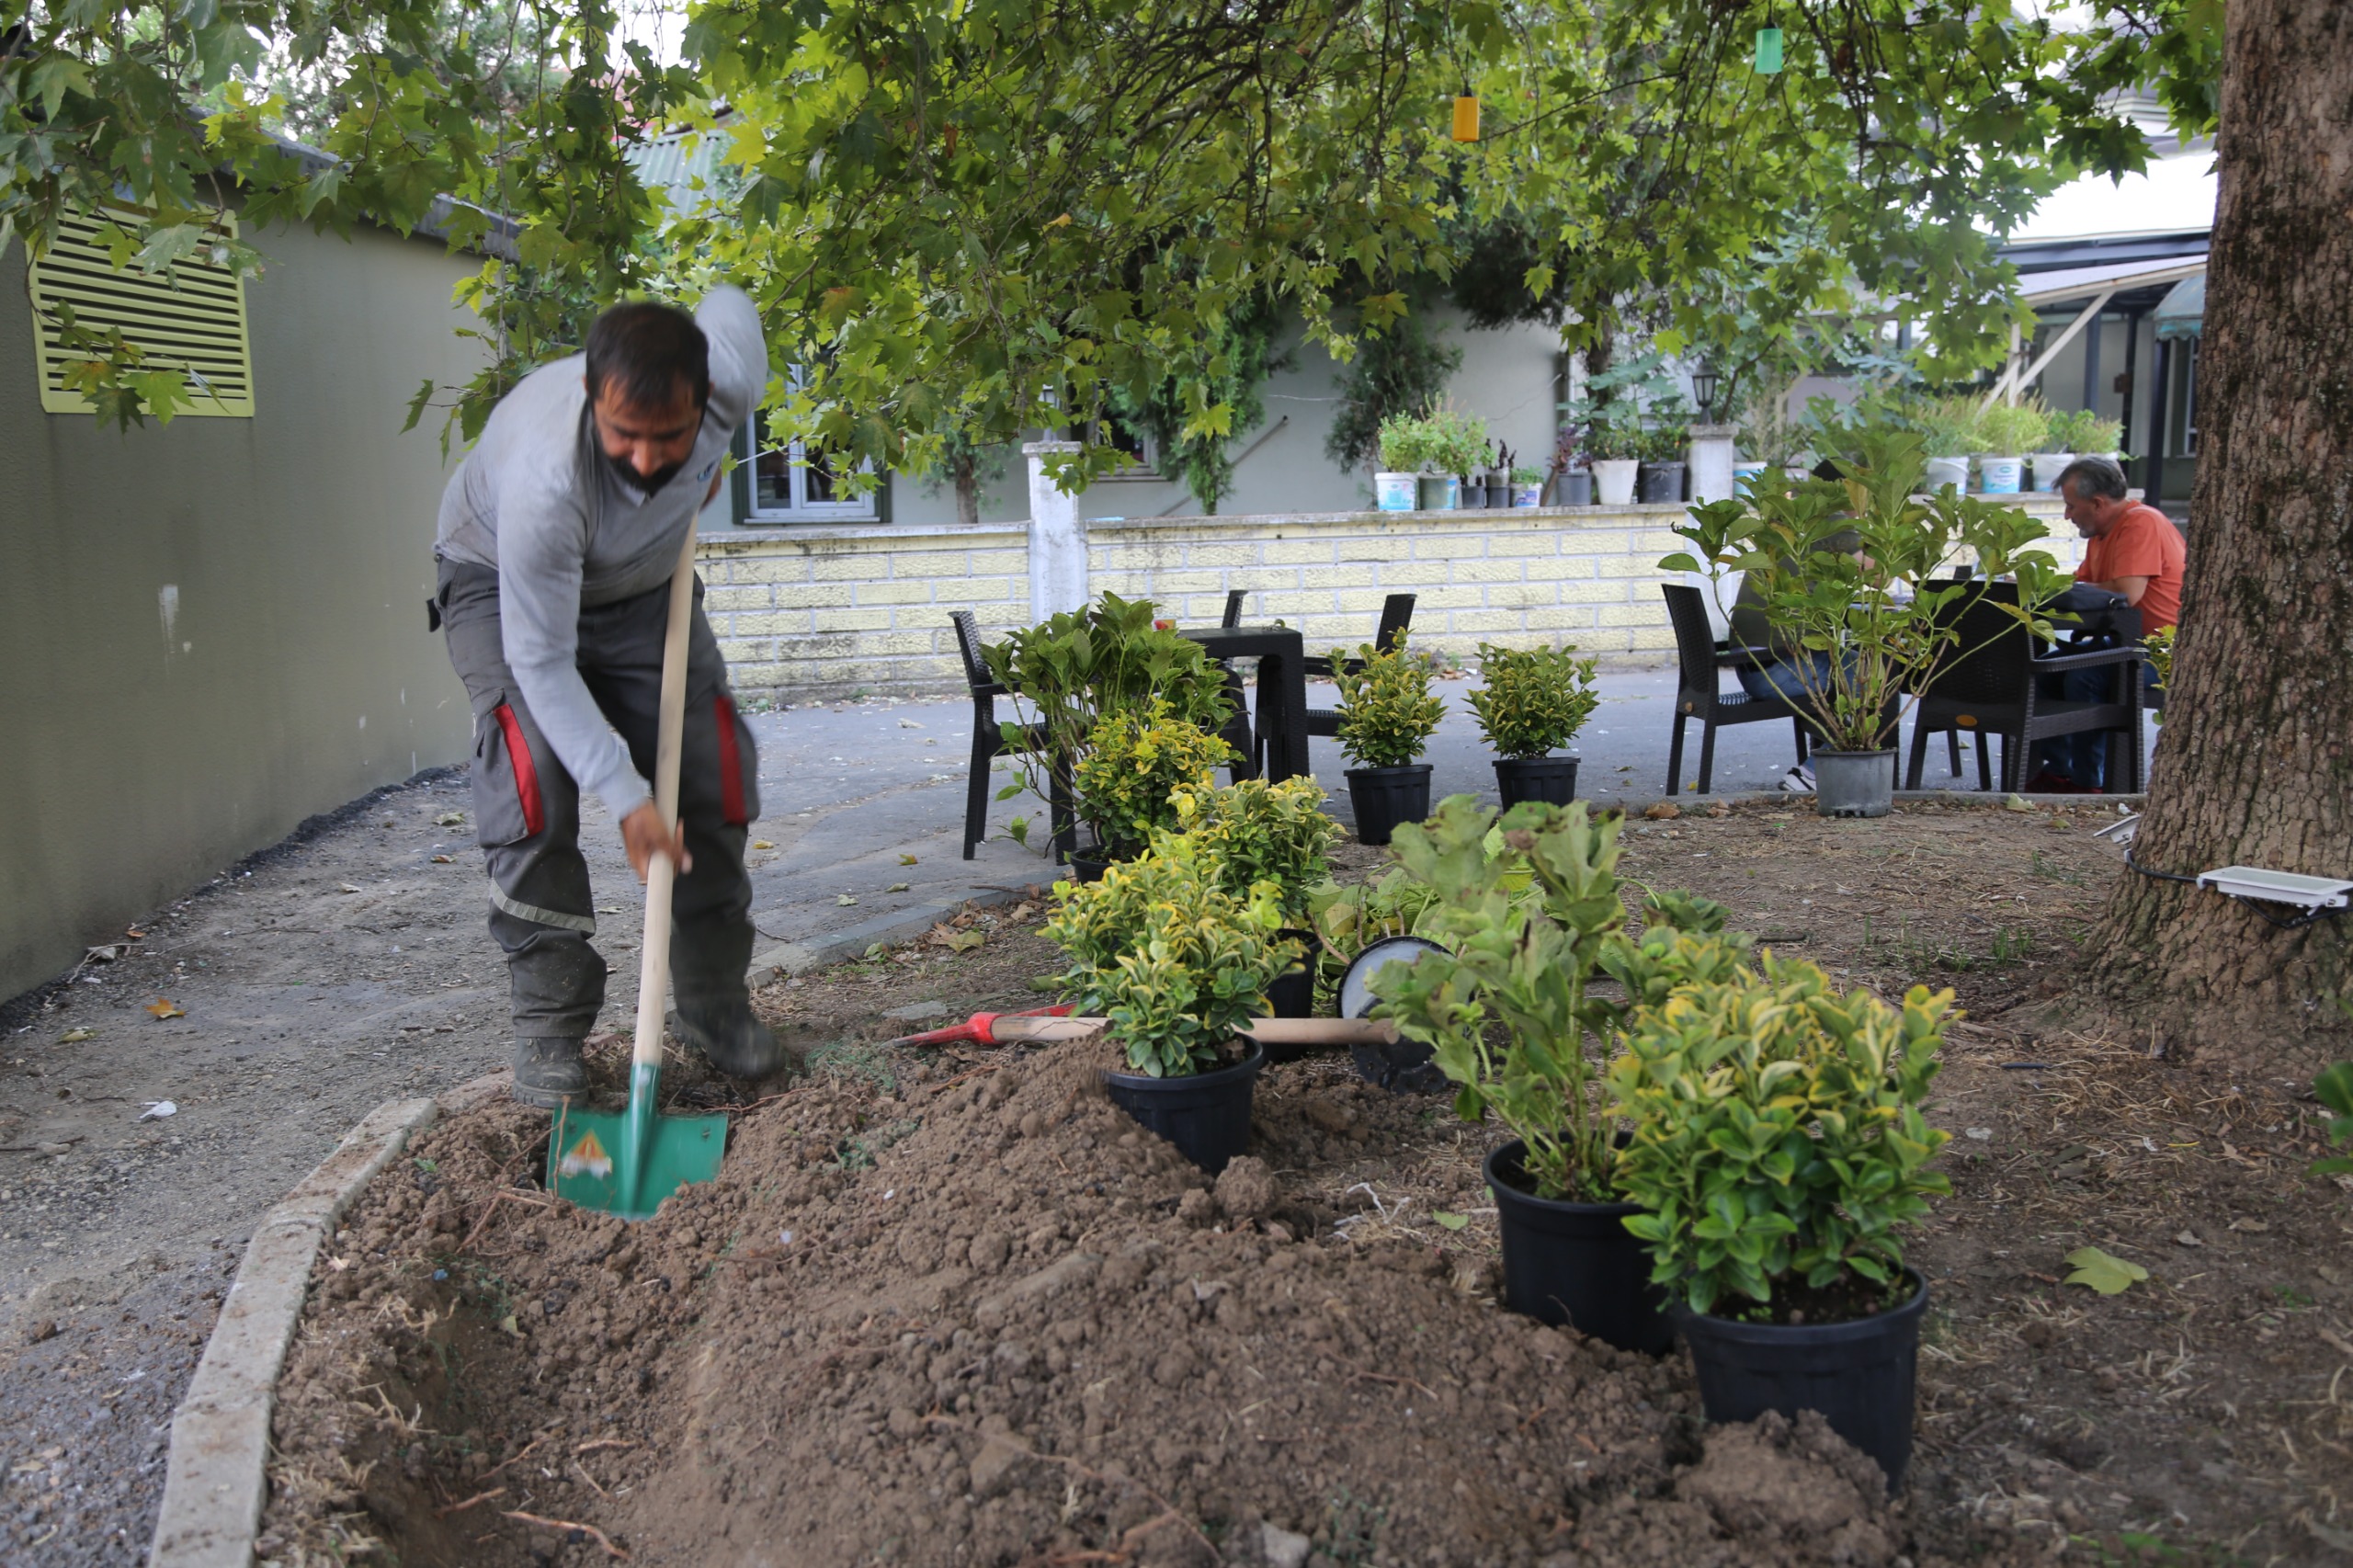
[698,494,2075,700]
[0,222,483,999]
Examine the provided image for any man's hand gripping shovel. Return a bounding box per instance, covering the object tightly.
[549,523,727,1218]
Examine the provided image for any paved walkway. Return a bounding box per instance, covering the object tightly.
[733,665,2162,955]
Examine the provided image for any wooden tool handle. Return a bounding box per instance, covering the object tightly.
[632,524,699,1073]
[988,1015,1399,1047]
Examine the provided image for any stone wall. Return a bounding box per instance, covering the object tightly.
[696,496,2076,702]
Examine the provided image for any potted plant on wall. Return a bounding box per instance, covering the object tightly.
[1510,464,1545,508]
[2029,410,2075,494]
[1040,833,1298,1173]
[1548,422,1594,506]
[1735,385,1807,489]
[1374,411,1427,512]
[1911,393,1988,494]
[1176,776,1342,1026]
[1429,406,1491,512]
[1585,409,1643,505]
[984,591,1234,861]
[1370,797,1742,1354]
[1635,417,1690,503]
[1469,643,1599,807]
[1664,426,2071,817]
[1066,697,1234,878]
[1605,944,1958,1489]
[1332,631,1446,845]
[1972,400,2049,496]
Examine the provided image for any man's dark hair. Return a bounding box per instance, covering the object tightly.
[2057,453,2129,501]
[585,301,710,411]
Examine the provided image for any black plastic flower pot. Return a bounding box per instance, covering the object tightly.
[1102,1041,1264,1176]
[1484,1140,1674,1356]
[1493,755,1580,810]
[1258,928,1319,1046]
[1064,851,1112,883]
[1557,470,1594,506]
[1344,764,1432,847]
[1671,1268,1930,1491]
[1484,481,1511,509]
[1637,460,1687,503]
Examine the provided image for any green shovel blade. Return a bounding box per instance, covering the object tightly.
[547,1063,726,1220]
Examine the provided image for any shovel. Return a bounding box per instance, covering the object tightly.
[548,523,728,1220]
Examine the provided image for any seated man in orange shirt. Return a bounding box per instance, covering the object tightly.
[2029,455,2186,790]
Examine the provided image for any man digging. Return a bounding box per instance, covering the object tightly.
[430,290,786,1106]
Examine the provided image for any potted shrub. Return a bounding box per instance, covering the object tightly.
[1972,400,2049,496]
[1469,642,1599,807]
[1585,411,1643,505]
[1370,797,1740,1353]
[1374,411,1427,512]
[1040,833,1298,1173]
[1331,631,1447,845]
[1605,946,1958,1489]
[1509,464,1545,508]
[1664,426,2071,817]
[1176,776,1342,1028]
[1635,419,1689,503]
[1911,392,1987,494]
[2052,408,2124,469]
[983,591,1234,861]
[1482,443,1513,509]
[1426,406,1490,512]
[1066,697,1234,877]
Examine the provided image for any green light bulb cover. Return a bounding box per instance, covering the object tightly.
[1754,26,1784,74]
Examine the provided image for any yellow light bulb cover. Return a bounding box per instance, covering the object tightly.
[1451,95,1481,142]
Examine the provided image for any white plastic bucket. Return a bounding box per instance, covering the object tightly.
[1978,456,2025,494]
[2030,452,2075,493]
[1923,456,1971,494]
[1592,460,1640,506]
[1375,472,1416,511]
[1512,483,1543,508]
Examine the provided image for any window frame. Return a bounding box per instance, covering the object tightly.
[734,404,884,525]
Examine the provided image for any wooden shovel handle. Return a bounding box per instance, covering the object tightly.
[987,1015,1399,1047]
[632,524,699,1073]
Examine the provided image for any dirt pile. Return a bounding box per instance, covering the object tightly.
[256,1037,1971,1568]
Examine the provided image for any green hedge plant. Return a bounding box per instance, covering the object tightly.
[1469,643,1600,760]
[1605,947,1955,1318]
[1974,399,2050,456]
[1070,698,1233,860]
[1040,834,1297,1077]
[1172,775,1340,921]
[1333,631,1446,768]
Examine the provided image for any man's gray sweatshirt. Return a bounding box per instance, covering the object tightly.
[434,286,767,822]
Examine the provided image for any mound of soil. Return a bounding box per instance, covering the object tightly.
[262,1039,1938,1568]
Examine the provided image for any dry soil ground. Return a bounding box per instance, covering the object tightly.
[249,800,2353,1568]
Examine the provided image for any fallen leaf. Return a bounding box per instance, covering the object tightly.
[2228,1218,2271,1233]
[886,881,911,892]
[836,894,859,907]
[137,1100,177,1121]
[2175,1230,2203,1247]
[435,812,467,826]
[59,1028,97,1044]
[2005,794,2034,812]
[897,718,924,730]
[337,882,362,894]
[942,930,986,953]
[1433,1211,1470,1231]
[145,999,185,1020]
[430,854,454,864]
[899,853,918,866]
[1644,801,1681,821]
[2063,1245,2148,1296]
[752,840,775,849]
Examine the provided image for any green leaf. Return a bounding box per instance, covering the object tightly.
[2063,1245,2148,1296]
[1433,1210,1469,1231]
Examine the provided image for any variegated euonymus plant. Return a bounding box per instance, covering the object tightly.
[1604,939,1955,1317]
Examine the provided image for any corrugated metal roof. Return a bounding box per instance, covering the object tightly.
[627,123,732,219]
[2154,273,2206,340]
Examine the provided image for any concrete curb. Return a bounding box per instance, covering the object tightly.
[748,882,1033,980]
[148,1071,511,1568]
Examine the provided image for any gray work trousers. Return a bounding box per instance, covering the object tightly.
[435,560,761,1043]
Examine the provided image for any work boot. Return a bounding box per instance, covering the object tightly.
[673,991,789,1081]
[511,1037,587,1108]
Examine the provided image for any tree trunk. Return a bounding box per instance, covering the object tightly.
[954,463,983,529]
[2083,0,2353,1074]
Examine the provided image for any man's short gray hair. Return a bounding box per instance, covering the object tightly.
[2057,454,2129,502]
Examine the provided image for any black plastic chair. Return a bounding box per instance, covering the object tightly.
[950,611,1073,859]
[1661,584,1817,794]
[1269,593,1416,770]
[1902,583,2145,792]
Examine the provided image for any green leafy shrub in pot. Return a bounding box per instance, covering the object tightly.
[1664,425,2074,757]
[1172,775,1340,921]
[1422,407,1491,477]
[1634,421,1689,465]
[1973,399,2050,456]
[2052,408,2124,454]
[1469,643,1599,760]
[983,590,1232,841]
[1377,410,1435,473]
[1604,949,1955,1317]
[1332,631,1446,767]
[1070,698,1234,861]
[1040,833,1298,1077]
[1911,392,1992,457]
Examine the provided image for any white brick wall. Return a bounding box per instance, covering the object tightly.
[698,498,2075,700]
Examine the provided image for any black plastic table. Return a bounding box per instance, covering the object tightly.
[1181,625,1312,782]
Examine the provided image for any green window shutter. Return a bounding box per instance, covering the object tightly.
[27,210,256,419]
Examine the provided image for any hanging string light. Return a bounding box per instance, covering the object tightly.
[1754,25,1784,74]
[1451,84,1481,142]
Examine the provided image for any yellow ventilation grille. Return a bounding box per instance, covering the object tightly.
[28,210,255,418]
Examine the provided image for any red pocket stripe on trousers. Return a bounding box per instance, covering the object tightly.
[714,693,747,825]
[494,702,546,837]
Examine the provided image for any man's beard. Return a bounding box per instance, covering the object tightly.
[604,446,687,495]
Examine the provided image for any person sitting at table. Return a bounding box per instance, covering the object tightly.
[2027,456,2186,792]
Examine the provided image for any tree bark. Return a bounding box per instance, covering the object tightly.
[2083,0,2353,1074]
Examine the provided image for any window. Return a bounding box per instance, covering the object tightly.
[28,209,255,417]
[1085,415,1161,479]
[739,408,881,523]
